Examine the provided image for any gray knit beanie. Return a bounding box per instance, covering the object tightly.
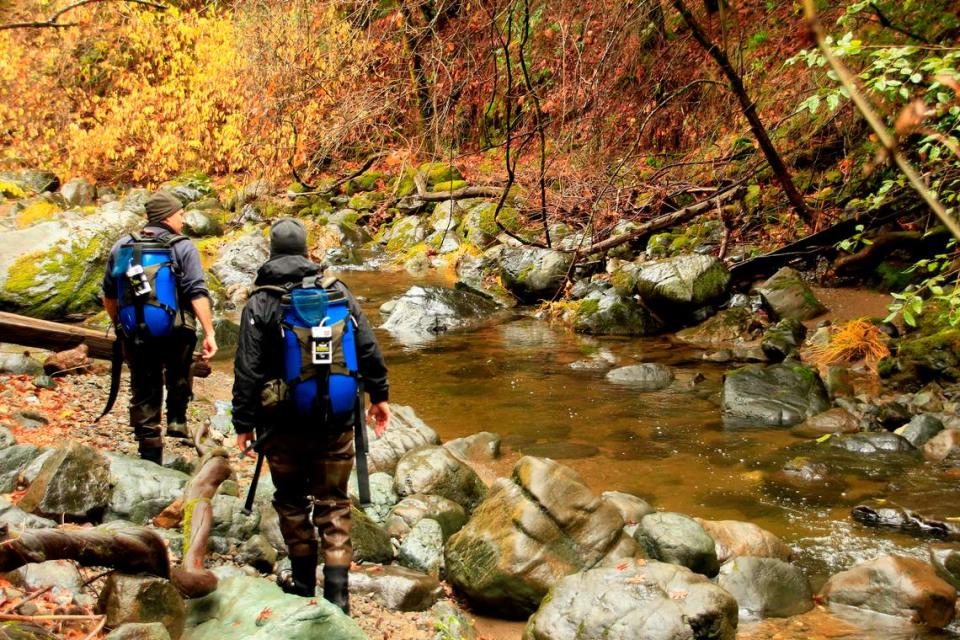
[145,191,184,224]
[270,218,308,257]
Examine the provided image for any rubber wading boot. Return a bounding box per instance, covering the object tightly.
[279,555,317,597]
[323,565,350,614]
[140,447,163,465]
[166,420,190,439]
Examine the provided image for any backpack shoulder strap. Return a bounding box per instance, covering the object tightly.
[129,231,143,243]
[164,234,190,247]
[250,284,293,297]
[320,275,340,289]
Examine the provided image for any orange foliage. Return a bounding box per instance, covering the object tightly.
[807,319,891,372]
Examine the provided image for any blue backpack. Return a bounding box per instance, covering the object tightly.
[113,231,188,339]
[258,276,360,420]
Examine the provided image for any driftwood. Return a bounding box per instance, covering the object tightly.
[0,526,169,578]
[0,312,115,360]
[286,152,386,198]
[586,186,746,255]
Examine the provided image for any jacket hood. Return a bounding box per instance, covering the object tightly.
[254,254,321,286]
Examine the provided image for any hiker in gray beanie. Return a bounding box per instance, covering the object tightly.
[100,190,217,463]
[270,218,308,257]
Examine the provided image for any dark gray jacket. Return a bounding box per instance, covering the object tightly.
[231,254,389,435]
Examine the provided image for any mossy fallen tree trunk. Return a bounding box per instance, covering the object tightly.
[0,311,115,359]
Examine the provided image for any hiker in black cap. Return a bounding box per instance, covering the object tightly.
[232,218,390,613]
[101,190,217,463]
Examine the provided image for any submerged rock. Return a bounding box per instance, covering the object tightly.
[381,286,498,341]
[722,362,829,427]
[606,363,674,390]
[819,555,956,628]
[718,557,813,619]
[523,561,738,640]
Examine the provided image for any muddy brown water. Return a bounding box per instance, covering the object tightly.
[224,271,958,639]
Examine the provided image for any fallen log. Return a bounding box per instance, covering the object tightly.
[0,312,115,360]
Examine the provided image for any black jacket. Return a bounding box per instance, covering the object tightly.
[231,255,389,435]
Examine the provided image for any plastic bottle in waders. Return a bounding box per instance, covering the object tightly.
[98,232,188,420]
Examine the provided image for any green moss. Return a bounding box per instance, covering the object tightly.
[349,170,383,193]
[286,181,309,194]
[309,200,332,216]
[515,262,535,284]
[15,200,60,228]
[610,268,638,296]
[430,179,468,193]
[418,162,463,186]
[347,191,383,211]
[474,202,520,237]
[577,298,600,317]
[669,235,691,252]
[646,233,673,257]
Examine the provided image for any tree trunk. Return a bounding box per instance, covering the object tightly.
[0,311,115,360]
[671,0,813,225]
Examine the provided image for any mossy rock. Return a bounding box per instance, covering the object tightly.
[347,191,384,211]
[14,200,61,229]
[418,162,463,187]
[459,201,521,246]
[383,215,428,254]
[645,233,674,258]
[880,329,960,388]
[573,292,663,336]
[430,180,468,193]
[285,182,310,194]
[0,181,26,199]
[346,170,383,194]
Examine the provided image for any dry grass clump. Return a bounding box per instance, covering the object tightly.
[807,318,891,371]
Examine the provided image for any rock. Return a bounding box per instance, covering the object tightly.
[428,600,478,640]
[0,353,43,375]
[445,432,501,462]
[348,564,443,612]
[7,560,82,596]
[634,254,730,309]
[696,519,792,564]
[211,495,260,541]
[19,443,111,520]
[572,289,663,336]
[209,231,269,298]
[0,444,42,493]
[348,471,397,524]
[105,453,189,524]
[722,362,830,427]
[398,518,444,576]
[606,363,674,390]
[895,413,944,447]
[881,329,960,387]
[634,512,719,577]
[717,557,813,619]
[0,169,60,193]
[351,505,393,563]
[42,343,91,376]
[523,561,738,640]
[819,555,956,628]
[384,494,468,541]
[185,575,364,639]
[394,446,487,512]
[852,498,960,539]
[0,622,58,638]
[675,307,761,347]
[756,267,826,321]
[445,457,638,617]
[182,210,223,237]
[0,204,141,319]
[98,575,185,640]
[368,405,440,474]
[381,286,498,341]
[0,426,14,450]
[790,408,860,438]
[511,441,600,460]
[601,491,654,525]
[0,500,56,531]
[496,246,573,303]
[923,428,960,463]
[238,534,277,574]
[829,432,916,454]
[13,410,46,430]
[60,178,96,207]
[761,318,807,363]
[929,543,960,591]
[105,623,171,640]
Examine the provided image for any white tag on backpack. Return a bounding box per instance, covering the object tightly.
[125,264,151,297]
[311,325,333,365]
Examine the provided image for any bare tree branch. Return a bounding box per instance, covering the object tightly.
[0,0,168,30]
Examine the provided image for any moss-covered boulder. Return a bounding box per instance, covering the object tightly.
[674,307,762,348]
[458,201,520,247]
[346,169,383,194]
[0,169,59,194]
[0,204,141,319]
[418,162,463,187]
[573,289,663,336]
[430,179,468,193]
[880,329,960,388]
[496,246,572,303]
[379,215,429,254]
[635,254,730,309]
[351,505,394,563]
[445,457,642,617]
[19,442,112,520]
[394,446,488,512]
[756,267,826,321]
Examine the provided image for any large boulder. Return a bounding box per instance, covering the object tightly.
[496,247,573,303]
[98,575,186,640]
[445,456,640,617]
[523,561,738,640]
[572,289,663,336]
[19,443,112,520]
[0,204,140,319]
[348,564,443,612]
[106,453,189,524]
[718,557,813,619]
[185,575,365,639]
[60,177,96,207]
[384,494,468,541]
[819,555,956,628]
[635,254,730,309]
[444,432,501,463]
[756,267,826,321]
[182,210,223,238]
[367,405,440,474]
[0,444,42,493]
[351,505,393,564]
[394,446,487,512]
[634,512,719,577]
[0,169,59,193]
[674,307,761,348]
[696,519,792,564]
[209,231,269,297]
[722,362,830,427]
[381,286,498,341]
[896,414,944,448]
[397,518,444,576]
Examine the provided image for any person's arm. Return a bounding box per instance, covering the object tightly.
[233,296,267,456]
[191,296,217,361]
[342,285,390,436]
[103,297,119,325]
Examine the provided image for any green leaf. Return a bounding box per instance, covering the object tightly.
[903,308,917,327]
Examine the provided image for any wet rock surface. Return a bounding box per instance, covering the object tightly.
[634,512,719,577]
[722,362,830,427]
[717,557,813,619]
[394,445,488,512]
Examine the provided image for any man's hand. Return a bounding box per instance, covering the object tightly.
[367,401,391,438]
[237,431,256,459]
[202,334,218,362]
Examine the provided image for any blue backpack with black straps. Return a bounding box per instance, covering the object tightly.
[112,231,188,339]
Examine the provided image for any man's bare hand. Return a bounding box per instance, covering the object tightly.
[367,401,391,438]
[202,334,218,362]
[237,431,256,459]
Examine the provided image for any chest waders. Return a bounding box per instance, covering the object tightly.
[98,232,189,421]
[241,275,372,512]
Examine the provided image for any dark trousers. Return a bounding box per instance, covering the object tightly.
[124,327,196,454]
[265,428,354,567]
